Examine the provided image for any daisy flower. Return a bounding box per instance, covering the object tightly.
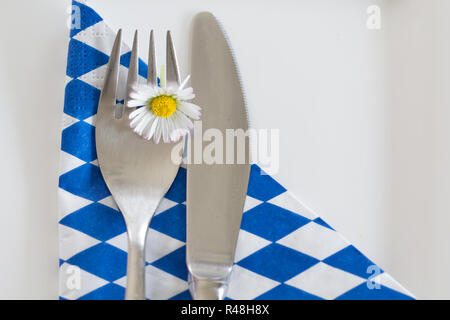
[126,76,201,143]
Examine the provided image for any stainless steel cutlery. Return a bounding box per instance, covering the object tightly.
[96,12,249,300]
[96,30,183,300]
[187,12,251,300]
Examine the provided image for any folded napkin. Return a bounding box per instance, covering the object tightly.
[58,0,414,300]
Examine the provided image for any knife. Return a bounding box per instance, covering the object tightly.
[187,12,251,300]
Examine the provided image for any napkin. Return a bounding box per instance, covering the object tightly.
[58,0,414,300]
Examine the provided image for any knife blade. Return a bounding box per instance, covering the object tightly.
[187,12,251,300]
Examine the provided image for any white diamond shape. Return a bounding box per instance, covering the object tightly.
[78,64,107,90]
[234,230,271,262]
[268,191,317,220]
[78,61,146,98]
[98,195,119,211]
[65,75,73,85]
[106,232,127,252]
[59,262,108,300]
[59,151,85,175]
[107,229,184,263]
[59,225,100,260]
[73,21,129,56]
[78,64,131,99]
[62,113,79,130]
[277,222,349,260]
[243,195,263,212]
[372,273,415,298]
[116,267,188,300]
[286,262,365,300]
[145,265,188,300]
[58,188,93,219]
[155,198,178,215]
[226,265,279,300]
[145,229,185,263]
[113,276,126,288]
[84,114,96,126]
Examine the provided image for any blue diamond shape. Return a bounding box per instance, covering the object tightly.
[169,290,192,300]
[164,167,186,203]
[67,39,109,78]
[64,79,100,120]
[60,203,126,241]
[238,243,319,283]
[120,51,149,79]
[255,284,323,300]
[336,283,414,300]
[241,203,310,241]
[70,1,103,38]
[79,283,125,300]
[247,165,286,201]
[152,246,187,281]
[150,204,186,242]
[323,245,381,279]
[61,121,96,162]
[59,163,110,202]
[67,243,127,282]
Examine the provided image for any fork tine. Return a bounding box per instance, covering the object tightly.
[122,30,139,119]
[99,29,122,112]
[166,31,181,87]
[147,30,157,86]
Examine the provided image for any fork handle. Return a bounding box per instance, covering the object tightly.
[125,225,149,300]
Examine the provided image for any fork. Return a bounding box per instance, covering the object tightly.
[95,29,183,300]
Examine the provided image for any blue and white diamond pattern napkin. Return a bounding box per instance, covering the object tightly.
[58,0,414,300]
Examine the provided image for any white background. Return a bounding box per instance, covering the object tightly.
[0,0,449,299]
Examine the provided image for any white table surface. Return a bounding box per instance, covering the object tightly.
[1,0,449,299]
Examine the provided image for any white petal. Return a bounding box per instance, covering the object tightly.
[130,108,148,128]
[127,98,147,108]
[153,86,164,96]
[178,102,201,120]
[142,116,156,140]
[134,83,157,95]
[154,119,162,144]
[166,117,174,136]
[145,117,159,140]
[161,119,170,143]
[167,122,176,142]
[174,110,194,130]
[178,87,193,96]
[170,129,182,142]
[177,87,195,100]
[165,119,173,143]
[134,113,153,136]
[129,90,152,101]
[129,107,145,119]
[141,85,156,95]
[167,117,184,142]
[172,112,186,128]
[165,86,178,94]
[170,124,188,142]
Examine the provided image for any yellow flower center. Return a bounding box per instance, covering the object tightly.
[149,95,177,118]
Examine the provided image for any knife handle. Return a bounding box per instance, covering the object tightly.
[188,273,229,300]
